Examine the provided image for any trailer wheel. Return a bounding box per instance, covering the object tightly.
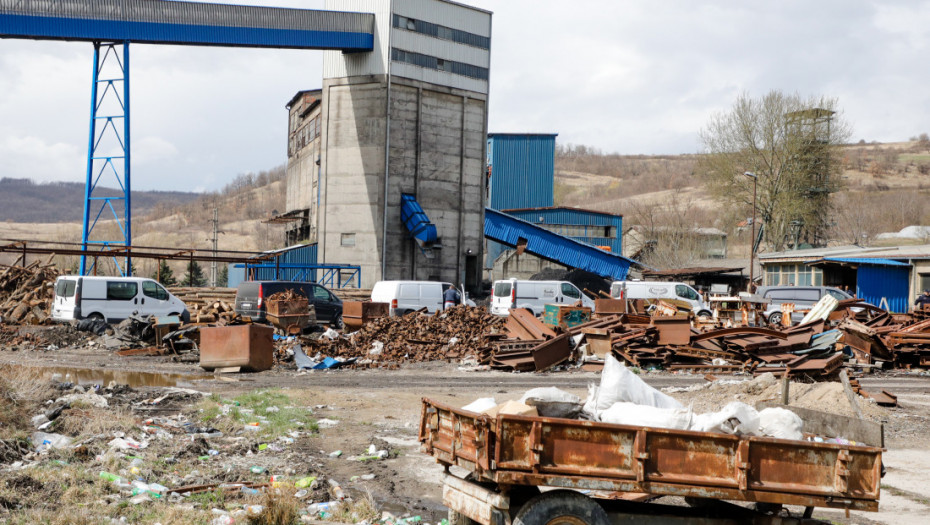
[448,510,477,525]
[767,312,783,326]
[513,490,610,525]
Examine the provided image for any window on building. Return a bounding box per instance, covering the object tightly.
[392,13,490,49]
[798,265,813,286]
[341,233,356,247]
[390,47,489,80]
[766,265,780,286]
[782,264,797,285]
[920,274,930,292]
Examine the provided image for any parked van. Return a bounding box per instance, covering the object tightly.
[756,285,852,325]
[370,281,472,316]
[610,280,712,316]
[490,279,595,316]
[51,276,189,323]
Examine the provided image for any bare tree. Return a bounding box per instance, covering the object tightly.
[697,90,852,251]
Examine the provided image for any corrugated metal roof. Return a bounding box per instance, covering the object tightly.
[487,134,556,211]
[503,207,623,223]
[820,257,910,267]
[484,208,635,280]
[0,0,374,50]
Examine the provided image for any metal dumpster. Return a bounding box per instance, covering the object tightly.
[343,301,389,331]
[199,324,274,372]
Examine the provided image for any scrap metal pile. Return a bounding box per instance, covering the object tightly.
[0,260,58,325]
[838,301,930,370]
[306,305,504,366]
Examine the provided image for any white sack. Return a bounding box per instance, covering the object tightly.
[592,354,684,413]
[690,402,760,435]
[758,407,803,441]
[520,387,582,419]
[600,402,692,430]
[581,384,601,421]
[462,397,497,414]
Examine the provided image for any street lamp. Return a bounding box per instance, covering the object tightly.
[744,172,758,292]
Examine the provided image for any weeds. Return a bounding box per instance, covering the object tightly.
[192,389,317,439]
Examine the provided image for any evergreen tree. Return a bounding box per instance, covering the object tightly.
[152,260,178,287]
[181,260,207,287]
[217,264,229,287]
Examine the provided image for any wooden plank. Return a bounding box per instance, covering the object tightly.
[755,401,883,447]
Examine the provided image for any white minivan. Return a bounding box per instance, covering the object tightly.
[371,280,473,316]
[610,280,711,316]
[51,276,190,323]
[490,279,595,316]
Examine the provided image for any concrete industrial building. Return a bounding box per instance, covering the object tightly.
[281,0,492,290]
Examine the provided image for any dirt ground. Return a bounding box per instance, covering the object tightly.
[2,324,930,524]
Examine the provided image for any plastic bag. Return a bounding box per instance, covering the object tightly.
[589,354,683,414]
[461,397,497,414]
[690,402,760,435]
[520,387,582,419]
[599,402,692,430]
[758,407,803,441]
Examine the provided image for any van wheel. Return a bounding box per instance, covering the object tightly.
[697,310,712,318]
[88,313,106,323]
[768,312,783,326]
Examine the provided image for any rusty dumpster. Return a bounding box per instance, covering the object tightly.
[343,301,389,332]
[419,398,882,514]
[199,324,274,372]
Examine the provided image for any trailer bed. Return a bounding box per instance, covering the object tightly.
[419,398,882,512]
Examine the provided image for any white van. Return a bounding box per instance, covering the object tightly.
[371,280,473,316]
[51,276,190,323]
[610,280,711,316]
[490,279,595,316]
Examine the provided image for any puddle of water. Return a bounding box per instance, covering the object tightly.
[0,364,212,388]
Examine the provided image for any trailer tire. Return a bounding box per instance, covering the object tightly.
[513,490,610,525]
[448,510,477,525]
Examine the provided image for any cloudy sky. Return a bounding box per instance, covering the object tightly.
[0,0,928,191]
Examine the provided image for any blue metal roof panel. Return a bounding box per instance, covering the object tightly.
[400,194,437,244]
[505,208,623,228]
[822,257,910,267]
[0,1,374,50]
[484,208,635,280]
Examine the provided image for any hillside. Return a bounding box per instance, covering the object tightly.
[553,140,930,250]
[0,178,201,223]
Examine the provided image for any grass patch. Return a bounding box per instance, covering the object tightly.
[325,491,380,523]
[880,483,930,506]
[193,389,317,440]
[0,366,53,440]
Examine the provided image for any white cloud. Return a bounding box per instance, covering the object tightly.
[1,0,930,188]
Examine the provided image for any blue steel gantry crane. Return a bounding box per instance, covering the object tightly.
[0,0,373,275]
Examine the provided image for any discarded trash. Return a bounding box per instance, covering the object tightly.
[317,418,339,428]
[328,450,342,458]
[249,465,265,474]
[327,478,346,500]
[32,432,72,452]
[295,476,317,489]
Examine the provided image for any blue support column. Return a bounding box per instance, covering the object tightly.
[80,42,132,276]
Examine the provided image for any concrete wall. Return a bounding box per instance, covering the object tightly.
[317,75,486,288]
[491,250,568,282]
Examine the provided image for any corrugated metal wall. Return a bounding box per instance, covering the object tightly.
[243,244,319,283]
[487,134,556,211]
[857,264,910,313]
[324,0,392,78]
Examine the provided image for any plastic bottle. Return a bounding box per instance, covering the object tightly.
[249,466,265,474]
[327,478,345,500]
[307,501,336,515]
[99,472,121,483]
[245,505,265,517]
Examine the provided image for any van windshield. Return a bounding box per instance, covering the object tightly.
[493,282,512,297]
[56,280,76,298]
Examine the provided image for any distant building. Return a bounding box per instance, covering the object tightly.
[623,225,728,260]
[759,244,930,312]
[283,90,322,246]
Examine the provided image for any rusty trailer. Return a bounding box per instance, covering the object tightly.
[419,398,881,525]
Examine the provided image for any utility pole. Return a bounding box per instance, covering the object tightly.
[211,207,218,287]
[744,172,758,293]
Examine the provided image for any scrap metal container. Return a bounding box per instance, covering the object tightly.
[199,325,274,372]
[342,301,389,331]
